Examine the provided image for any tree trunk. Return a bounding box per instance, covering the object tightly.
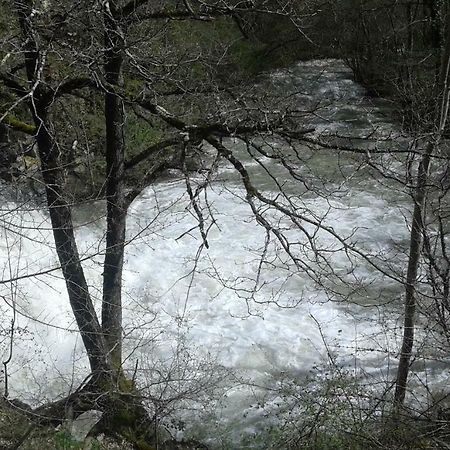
[102,1,127,368]
[13,0,109,376]
[35,106,109,374]
[37,112,111,374]
[394,143,432,407]
[394,2,450,409]
[424,0,441,50]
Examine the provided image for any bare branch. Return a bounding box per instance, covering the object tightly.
[125,137,180,170]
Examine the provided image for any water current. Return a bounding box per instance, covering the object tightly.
[0,60,446,446]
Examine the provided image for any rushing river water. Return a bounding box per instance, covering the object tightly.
[0,60,447,446]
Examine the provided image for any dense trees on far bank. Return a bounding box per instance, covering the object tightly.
[330,0,447,131]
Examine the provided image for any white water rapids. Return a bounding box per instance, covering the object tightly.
[0,60,447,446]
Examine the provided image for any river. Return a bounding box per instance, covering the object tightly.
[0,59,446,447]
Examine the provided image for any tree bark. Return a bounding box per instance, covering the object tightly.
[13,0,109,375]
[394,2,450,409]
[394,142,432,407]
[36,115,109,374]
[102,1,127,368]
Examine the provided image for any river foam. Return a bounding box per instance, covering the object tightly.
[0,60,443,446]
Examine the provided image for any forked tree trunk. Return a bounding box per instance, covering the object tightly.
[13,4,157,445]
[15,0,129,380]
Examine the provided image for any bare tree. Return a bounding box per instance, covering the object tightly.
[394,2,450,408]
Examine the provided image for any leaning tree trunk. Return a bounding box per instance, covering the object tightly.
[13,0,109,376]
[36,114,110,375]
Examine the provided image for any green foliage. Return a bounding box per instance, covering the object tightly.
[123,112,168,186]
[53,431,86,450]
[125,113,162,156]
[229,39,267,75]
[162,17,267,80]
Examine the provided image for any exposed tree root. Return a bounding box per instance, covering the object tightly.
[4,372,158,450]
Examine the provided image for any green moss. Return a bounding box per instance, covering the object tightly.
[3,114,36,135]
[118,375,136,393]
[53,430,85,449]
[113,408,136,427]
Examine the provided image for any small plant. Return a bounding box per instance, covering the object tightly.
[53,431,85,450]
